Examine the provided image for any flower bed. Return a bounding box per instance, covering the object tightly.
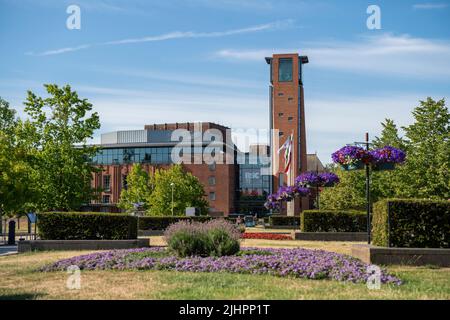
[40,247,401,285]
[241,233,292,240]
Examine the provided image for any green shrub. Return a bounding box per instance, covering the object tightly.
[138,216,212,230]
[301,210,366,232]
[372,199,450,248]
[269,216,300,226]
[164,219,240,257]
[37,212,138,240]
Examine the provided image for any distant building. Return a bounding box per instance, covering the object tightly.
[84,52,321,216]
[307,154,325,172]
[86,122,237,215]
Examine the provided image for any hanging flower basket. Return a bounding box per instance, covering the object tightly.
[278,186,296,201]
[332,146,371,171]
[370,146,406,171]
[318,172,340,187]
[293,186,310,197]
[341,162,365,171]
[295,172,320,187]
[264,199,280,210]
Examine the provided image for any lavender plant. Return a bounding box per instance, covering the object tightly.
[164,219,240,257]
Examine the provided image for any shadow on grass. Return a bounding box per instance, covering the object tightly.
[0,291,45,300]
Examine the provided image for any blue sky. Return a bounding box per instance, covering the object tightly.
[1,0,449,163]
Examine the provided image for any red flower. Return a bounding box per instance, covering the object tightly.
[241,233,292,240]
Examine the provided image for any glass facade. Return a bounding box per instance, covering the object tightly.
[238,155,270,196]
[278,58,293,82]
[92,147,173,165]
[237,154,271,215]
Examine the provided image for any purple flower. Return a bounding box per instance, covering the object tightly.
[40,247,402,286]
[264,200,280,210]
[369,146,406,164]
[332,146,371,165]
[293,186,310,197]
[295,172,320,187]
[318,172,340,187]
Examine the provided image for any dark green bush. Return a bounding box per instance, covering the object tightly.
[138,216,212,230]
[37,212,138,240]
[269,216,300,226]
[301,210,366,232]
[164,219,240,257]
[372,199,450,248]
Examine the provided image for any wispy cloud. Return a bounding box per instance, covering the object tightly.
[93,67,264,89]
[26,20,294,56]
[413,3,449,9]
[216,33,450,78]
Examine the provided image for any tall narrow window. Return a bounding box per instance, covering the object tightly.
[122,174,128,190]
[103,175,111,192]
[278,58,293,82]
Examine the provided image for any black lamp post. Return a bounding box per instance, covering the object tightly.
[348,132,373,245]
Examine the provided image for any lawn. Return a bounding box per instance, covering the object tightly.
[1,241,449,300]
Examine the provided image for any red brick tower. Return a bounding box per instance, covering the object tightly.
[266,53,309,216]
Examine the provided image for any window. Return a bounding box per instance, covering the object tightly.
[102,195,110,204]
[208,162,216,171]
[278,112,284,117]
[278,58,293,82]
[103,175,111,192]
[279,131,284,137]
[209,192,216,201]
[122,174,128,190]
[208,176,216,186]
[277,92,284,96]
[288,116,294,122]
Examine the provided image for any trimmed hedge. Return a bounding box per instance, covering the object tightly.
[372,199,450,248]
[269,216,300,226]
[138,216,213,230]
[300,210,366,232]
[37,212,138,240]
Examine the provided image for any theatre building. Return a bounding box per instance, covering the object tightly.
[84,53,317,216]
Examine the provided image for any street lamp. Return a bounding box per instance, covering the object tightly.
[346,133,372,244]
[170,182,175,216]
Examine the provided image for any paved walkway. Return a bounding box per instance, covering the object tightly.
[0,245,18,256]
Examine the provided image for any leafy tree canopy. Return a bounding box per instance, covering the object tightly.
[147,164,209,216]
[321,97,449,210]
[23,84,101,211]
[118,164,153,212]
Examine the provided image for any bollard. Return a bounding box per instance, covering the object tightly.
[8,221,16,245]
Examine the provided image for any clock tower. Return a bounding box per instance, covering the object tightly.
[266,53,309,216]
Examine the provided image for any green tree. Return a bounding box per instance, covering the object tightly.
[372,119,406,149]
[398,97,449,199]
[118,164,153,212]
[23,84,101,211]
[370,118,407,200]
[319,166,366,210]
[147,164,209,216]
[321,97,450,210]
[0,98,36,225]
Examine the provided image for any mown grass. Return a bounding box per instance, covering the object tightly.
[0,247,449,300]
